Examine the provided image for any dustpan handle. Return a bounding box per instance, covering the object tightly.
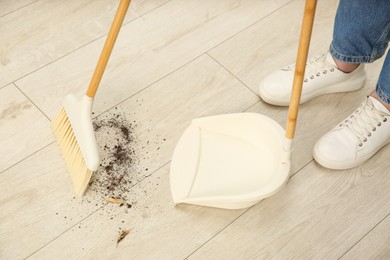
[86,0,131,98]
[285,0,317,140]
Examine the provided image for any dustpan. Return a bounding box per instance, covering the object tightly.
[170,0,317,209]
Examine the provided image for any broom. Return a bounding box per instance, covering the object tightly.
[52,0,131,196]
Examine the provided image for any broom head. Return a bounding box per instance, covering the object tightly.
[52,94,100,196]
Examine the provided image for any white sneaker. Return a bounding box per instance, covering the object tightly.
[259,52,366,106]
[313,96,390,170]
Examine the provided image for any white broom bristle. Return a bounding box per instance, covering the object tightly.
[52,108,93,196]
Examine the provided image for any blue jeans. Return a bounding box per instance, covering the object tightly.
[330,0,390,104]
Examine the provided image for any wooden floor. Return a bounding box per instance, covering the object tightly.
[1,0,389,259]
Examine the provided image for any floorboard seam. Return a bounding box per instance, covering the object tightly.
[337,212,390,259]
[0,0,39,19]
[24,205,105,259]
[204,0,296,97]
[10,0,172,88]
[206,53,258,96]
[92,52,207,119]
[206,0,295,55]
[13,82,52,122]
[0,141,54,175]
[185,207,252,259]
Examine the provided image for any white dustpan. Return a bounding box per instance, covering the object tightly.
[170,0,317,209]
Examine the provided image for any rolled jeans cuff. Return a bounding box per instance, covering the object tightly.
[329,44,382,64]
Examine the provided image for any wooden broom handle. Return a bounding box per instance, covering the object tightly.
[86,0,131,98]
[285,0,317,139]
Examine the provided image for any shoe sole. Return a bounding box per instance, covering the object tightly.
[259,75,366,106]
[313,140,390,170]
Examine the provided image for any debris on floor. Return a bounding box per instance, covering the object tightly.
[106,197,125,205]
[106,197,132,208]
[116,229,130,247]
[90,110,140,202]
[56,106,166,241]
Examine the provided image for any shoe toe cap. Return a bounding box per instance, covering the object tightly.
[259,71,292,106]
[313,131,357,169]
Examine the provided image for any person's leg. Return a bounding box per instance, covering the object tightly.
[332,0,390,107]
[372,50,390,110]
[334,60,359,73]
[314,0,390,170]
[330,0,390,65]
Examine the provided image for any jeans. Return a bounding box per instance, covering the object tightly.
[329,0,390,104]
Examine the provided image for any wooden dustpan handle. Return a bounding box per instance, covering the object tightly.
[285,0,317,139]
[86,0,131,98]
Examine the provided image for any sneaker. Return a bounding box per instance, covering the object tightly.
[258,52,366,106]
[313,96,390,170]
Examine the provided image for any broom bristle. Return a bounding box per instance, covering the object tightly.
[52,108,93,196]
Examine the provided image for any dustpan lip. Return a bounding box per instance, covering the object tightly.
[172,155,290,209]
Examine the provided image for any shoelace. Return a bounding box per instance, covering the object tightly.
[340,98,389,146]
[283,52,336,82]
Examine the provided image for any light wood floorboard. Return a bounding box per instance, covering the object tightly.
[0,0,37,18]
[29,163,245,260]
[15,0,290,120]
[0,0,170,88]
[341,214,390,260]
[188,150,390,259]
[0,144,103,259]
[0,84,53,173]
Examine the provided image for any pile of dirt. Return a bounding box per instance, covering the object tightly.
[88,110,142,203]
[58,106,167,244]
